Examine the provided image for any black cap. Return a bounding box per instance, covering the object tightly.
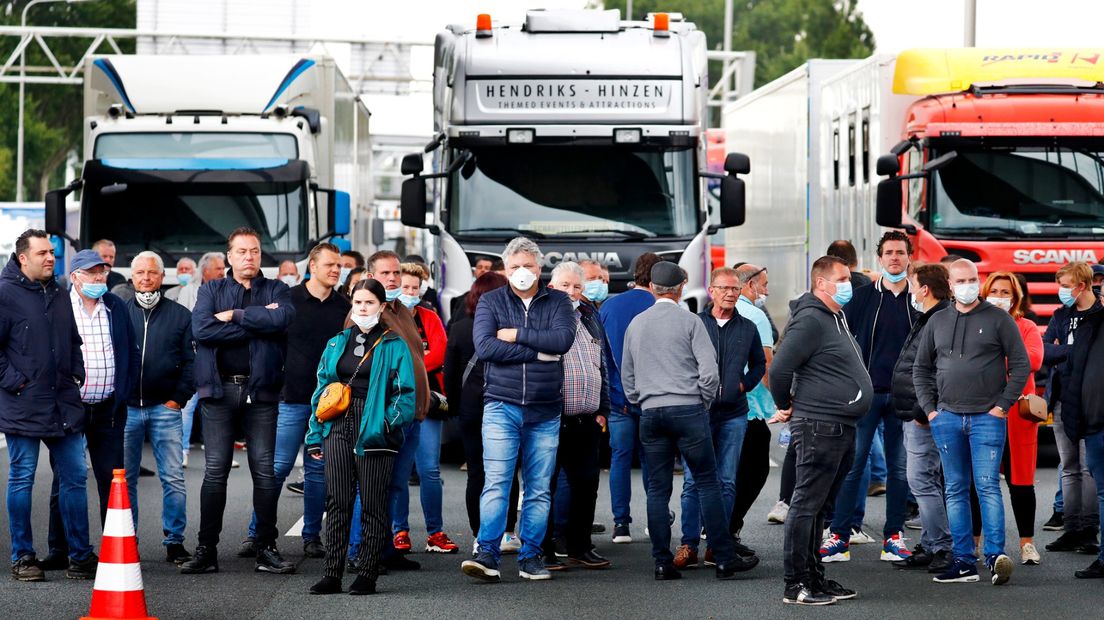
[650,261,685,287]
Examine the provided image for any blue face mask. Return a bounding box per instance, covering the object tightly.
[830,280,853,307]
[1058,286,1077,307]
[80,282,108,299]
[882,268,907,284]
[583,279,608,302]
[177,273,193,287]
[339,267,352,285]
[399,293,421,309]
[385,287,402,302]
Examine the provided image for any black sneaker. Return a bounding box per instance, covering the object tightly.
[654,563,682,581]
[986,553,1013,585]
[10,555,45,582]
[927,549,954,574]
[461,552,501,583]
[237,537,258,558]
[37,552,68,571]
[303,539,326,559]
[933,558,979,583]
[612,524,631,544]
[381,553,420,571]
[180,545,219,574]
[256,546,295,574]
[543,554,567,571]
[286,481,305,495]
[66,553,98,580]
[1075,559,1104,579]
[309,575,342,594]
[716,553,759,578]
[591,523,607,535]
[348,574,377,595]
[1042,510,1064,531]
[166,543,192,565]
[815,578,857,600]
[894,544,932,570]
[553,537,568,558]
[733,539,757,558]
[1077,530,1100,555]
[567,549,611,569]
[783,582,835,606]
[1046,530,1083,552]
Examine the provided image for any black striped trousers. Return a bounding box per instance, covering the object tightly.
[322,397,395,579]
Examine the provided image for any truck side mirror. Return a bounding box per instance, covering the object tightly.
[876,178,904,228]
[371,218,385,247]
[719,176,746,228]
[45,180,81,246]
[401,153,424,176]
[400,177,428,229]
[876,154,899,177]
[723,152,750,175]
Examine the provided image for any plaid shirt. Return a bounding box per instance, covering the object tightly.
[71,287,115,403]
[562,313,602,416]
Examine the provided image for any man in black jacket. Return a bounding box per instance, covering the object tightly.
[123,251,195,565]
[673,267,765,569]
[1,230,93,582]
[890,262,952,573]
[181,227,297,576]
[771,256,873,605]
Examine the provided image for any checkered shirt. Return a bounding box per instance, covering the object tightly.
[71,287,115,403]
[562,313,602,416]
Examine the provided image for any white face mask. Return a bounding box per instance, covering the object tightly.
[351,310,380,331]
[419,279,430,296]
[509,267,537,292]
[135,290,161,310]
[953,282,980,305]
[910,292,925,313]
[280,275,298,287]
[571,298,581,310]
[986,296,1012,312]
[754,294,767,309]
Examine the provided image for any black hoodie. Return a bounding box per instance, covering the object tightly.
[892,299,949,423]
[769,293,874,426]
[913,300,1030,415]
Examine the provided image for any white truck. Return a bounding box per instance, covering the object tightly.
[46,54,373,278]
[721,56,913,320]
[397,9,751,319]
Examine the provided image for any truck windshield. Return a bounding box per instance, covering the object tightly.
[447,145,699,238]
[94,132,298,159]
[928,141,1104,238]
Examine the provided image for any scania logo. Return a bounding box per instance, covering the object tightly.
[1012,249,1099,265]
[542,251,623,268]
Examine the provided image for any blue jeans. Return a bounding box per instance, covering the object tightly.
[181,393,198,458]
[247,403,325,543]
[1082,430,1104,563]
[391,418,445,535]
[609,403,649,525]
[7,432,93,562]
[124,405,186,545]
[640,404,737,567]
[476,400,560,562]
[930,410,1006,563]
[870,423,887,483]
[680,415,747,549]
[831,393,908,541]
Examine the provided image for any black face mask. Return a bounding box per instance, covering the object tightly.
[1094,284,1102,299]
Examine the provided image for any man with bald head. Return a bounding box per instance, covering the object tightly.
[913,259,1030,586]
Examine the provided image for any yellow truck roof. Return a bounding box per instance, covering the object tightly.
[893,48,1104,95]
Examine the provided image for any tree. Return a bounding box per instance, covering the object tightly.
[0,0,136,201]
[599,0,874,87]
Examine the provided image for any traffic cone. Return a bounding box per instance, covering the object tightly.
[81,468,157,620]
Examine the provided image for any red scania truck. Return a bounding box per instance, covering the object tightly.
[876,48,1104,322]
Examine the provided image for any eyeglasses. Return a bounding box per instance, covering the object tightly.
[353,332,367,357]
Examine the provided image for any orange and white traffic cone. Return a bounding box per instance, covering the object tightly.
[81,468,157,620]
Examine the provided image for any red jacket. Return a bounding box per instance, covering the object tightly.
[414,305,448,392]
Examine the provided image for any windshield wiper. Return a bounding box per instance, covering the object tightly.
[554,228,652,240]
[937,226,1025,239]
[454,227,546,239]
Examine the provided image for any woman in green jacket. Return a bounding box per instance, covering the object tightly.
[306,278,417,596]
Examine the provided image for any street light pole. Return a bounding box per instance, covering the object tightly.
[964,0,977,47]
[16,0,89,203]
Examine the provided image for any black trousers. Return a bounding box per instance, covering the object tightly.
[543,415,602,557]
[783,417,855,586]
[730,418,772,534]
[459,409,519,536]
[322,399,395,579]
[48,399,123,555]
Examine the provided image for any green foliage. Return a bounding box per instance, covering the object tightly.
[0,0,136,201]
[600,0,875,87]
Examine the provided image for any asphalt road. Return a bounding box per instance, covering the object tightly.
[0,437,1099,620]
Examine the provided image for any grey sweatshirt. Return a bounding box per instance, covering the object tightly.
[769,293,874,426]
[913,300,1030,415]
[622,300,719,411]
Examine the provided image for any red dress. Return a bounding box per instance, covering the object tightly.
[1007,316,1044,486]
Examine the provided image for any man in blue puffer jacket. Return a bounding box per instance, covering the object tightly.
[461,237,575,584]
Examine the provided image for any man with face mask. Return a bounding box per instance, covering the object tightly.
[913,259,1030,586]
[277,260,300,287]
[123,251,195,565]
[461,237,576,583]
[44,249,139,573]
[823,231,916,564]
[579,259,609,306]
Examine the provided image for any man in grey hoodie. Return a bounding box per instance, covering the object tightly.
[913,259,1029,587]
[622,261,759,582]
[770,256,873,606]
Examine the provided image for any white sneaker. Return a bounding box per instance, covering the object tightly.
[1020,542,1040,565]
[767,500,789,524]
[500,532,521,554]
[231,459,240,469]
[472,540,479,556]
[182,452,189,469]
[849,527,876,545]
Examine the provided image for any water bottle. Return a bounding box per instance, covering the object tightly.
[778,422,791,447]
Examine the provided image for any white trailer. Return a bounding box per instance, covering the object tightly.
[47,54,372,278]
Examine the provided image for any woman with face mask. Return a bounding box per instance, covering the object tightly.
[388,262,458,554]
[978,272,1045,566]
[305,278,417,595]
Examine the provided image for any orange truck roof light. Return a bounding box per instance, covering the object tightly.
[653,12,670,37]
[476,13,492,38]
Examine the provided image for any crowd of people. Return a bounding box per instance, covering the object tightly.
[2,227,1103,606]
